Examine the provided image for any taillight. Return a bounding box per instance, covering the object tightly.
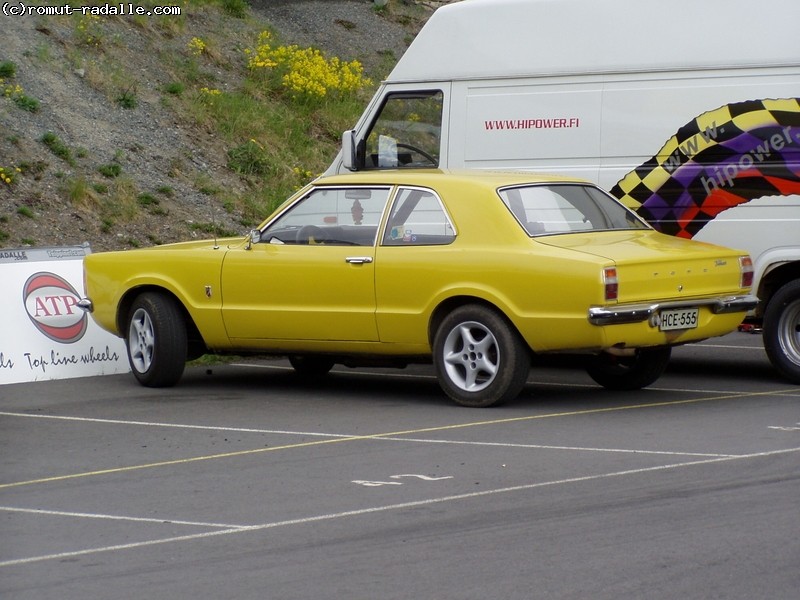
[603,266,618,301]
[739,256,754,288]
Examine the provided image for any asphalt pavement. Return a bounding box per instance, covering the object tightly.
[1,332,798,599]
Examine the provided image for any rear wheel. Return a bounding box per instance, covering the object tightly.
[126,292,187,387]
[763,279,800,384]
[433,305,530,407]
[586,346,671,390]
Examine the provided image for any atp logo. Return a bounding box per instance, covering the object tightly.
[23,272,88,343]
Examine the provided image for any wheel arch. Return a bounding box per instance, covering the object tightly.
[758,260,800,319]
[117,285,206,355]
[428,295,530,356]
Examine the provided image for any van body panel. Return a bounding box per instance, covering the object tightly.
[387,0,798,82]
[330,0,800,381]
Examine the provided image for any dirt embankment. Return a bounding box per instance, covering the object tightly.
[0,1,452,251]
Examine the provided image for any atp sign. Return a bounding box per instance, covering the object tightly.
[1,245,128,385]
[23,272,88,343]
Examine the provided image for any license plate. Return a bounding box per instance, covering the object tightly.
[659,307,699,331]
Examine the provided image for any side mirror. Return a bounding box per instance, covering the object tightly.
[341,130,359,171]
[247,229,261,249]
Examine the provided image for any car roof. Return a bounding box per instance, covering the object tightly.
[312,169,590,190]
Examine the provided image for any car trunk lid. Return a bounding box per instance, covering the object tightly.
[535,230,746,303]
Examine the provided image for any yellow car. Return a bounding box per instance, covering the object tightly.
[80,170,757,407]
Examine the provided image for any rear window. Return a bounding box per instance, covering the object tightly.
[499,184,650,236]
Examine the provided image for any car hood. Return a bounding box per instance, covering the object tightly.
[131,237,245,252]
[536,230,747,302]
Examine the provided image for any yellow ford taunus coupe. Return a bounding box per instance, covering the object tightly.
[80,170,757,407]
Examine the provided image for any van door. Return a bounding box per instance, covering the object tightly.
[343,82,451,172]
[449,77,602,181]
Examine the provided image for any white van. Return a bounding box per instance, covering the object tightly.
[329,0,800,383]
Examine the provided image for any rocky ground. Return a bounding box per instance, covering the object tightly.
[0,1,452,251]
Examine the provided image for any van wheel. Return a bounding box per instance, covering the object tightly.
[126,292,187,387]
[586,346,671,390]
[433,305,530,407]
[763,280,800,384]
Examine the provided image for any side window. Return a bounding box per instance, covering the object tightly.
[363,91,443,169]
[262,187,391,246]
[382,187,456,246]
[508,186,594,235]
[500,185,650,236]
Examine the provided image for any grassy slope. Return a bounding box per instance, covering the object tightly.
[0,0,427,251]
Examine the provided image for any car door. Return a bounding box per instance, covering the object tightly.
[220,186,393,342]
[374,186,458,344]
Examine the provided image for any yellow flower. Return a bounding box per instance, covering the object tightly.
[188,37,206,57]
[245,30,371,101]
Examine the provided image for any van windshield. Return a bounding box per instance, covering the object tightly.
[364,90,443,169]
[499,184,651,236]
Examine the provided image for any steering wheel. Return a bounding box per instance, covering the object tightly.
[396,143,438,167]
[296,225,328,245]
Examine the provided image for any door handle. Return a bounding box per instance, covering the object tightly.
[345,256,374,264]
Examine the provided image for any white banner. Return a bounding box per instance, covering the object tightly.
[0,245,129,385]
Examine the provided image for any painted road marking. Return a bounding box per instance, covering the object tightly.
[2,446,797,568]
[768,422,800,431]
[0,506,246,529]
[0,388,795,490]
[0,411,353,439]
[352,474,454,487]
[235,362,767,395]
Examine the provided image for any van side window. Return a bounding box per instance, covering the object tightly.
[364,91,443,169]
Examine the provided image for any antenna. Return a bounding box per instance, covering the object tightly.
[212,192,219,249]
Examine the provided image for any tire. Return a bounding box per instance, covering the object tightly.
[763,279,800,384]
[433,305,530,407]
[586,346,671,390]
[126,292,187,387]
[288,355,335,378]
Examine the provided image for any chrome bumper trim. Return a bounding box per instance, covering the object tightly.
[77,298,94,313]
[588,295,759,326]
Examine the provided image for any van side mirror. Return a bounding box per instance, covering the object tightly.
[342,130,359,171]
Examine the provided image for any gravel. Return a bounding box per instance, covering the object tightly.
[0,1,448,251]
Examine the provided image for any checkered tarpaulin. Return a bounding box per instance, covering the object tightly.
[610,98,800,238]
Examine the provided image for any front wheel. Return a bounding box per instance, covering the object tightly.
[586,346,671,390]
[763,280,800,384]
[126,292,187,387]
[433,305,530,407]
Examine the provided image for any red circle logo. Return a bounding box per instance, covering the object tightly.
[23,272,88,343]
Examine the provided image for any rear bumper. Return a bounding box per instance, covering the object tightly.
[588,295,759,326]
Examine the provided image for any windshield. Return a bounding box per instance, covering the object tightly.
[499,184,651,236]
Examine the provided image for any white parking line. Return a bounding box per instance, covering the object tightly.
[231,362,770,396]
[689,343,764,350]
[0,412,353,439]
[380,437,739,458]
[1,446,797,568]
[0,410,748,460]
[0,506,246,529]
